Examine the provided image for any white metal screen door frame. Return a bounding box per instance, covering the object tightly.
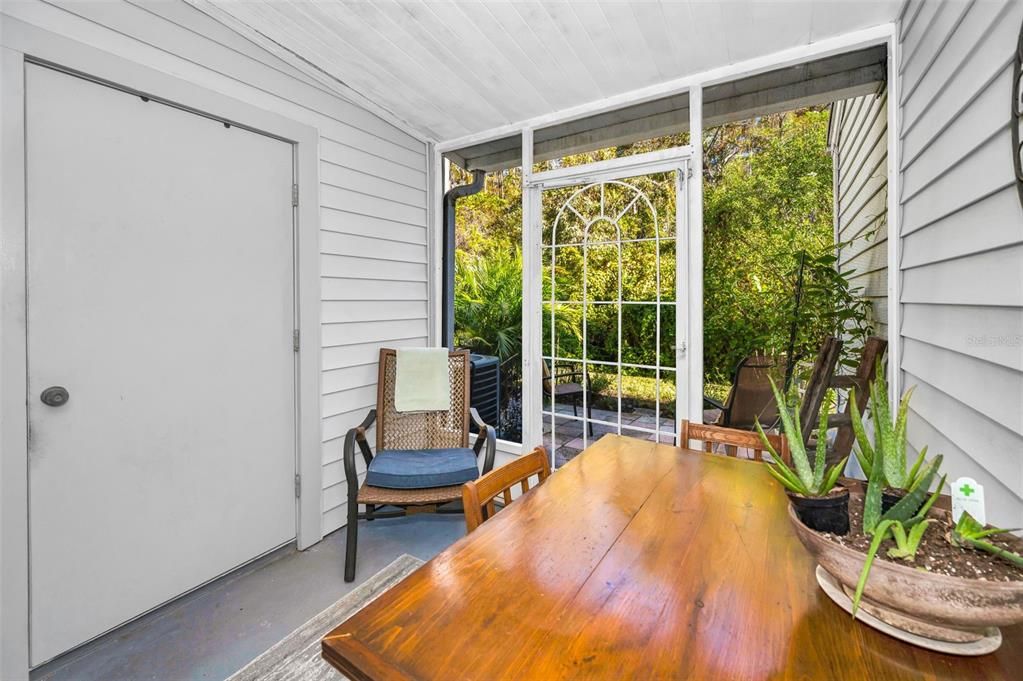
[522,147,694,465]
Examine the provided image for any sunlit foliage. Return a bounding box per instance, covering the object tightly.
[453,108,873,400]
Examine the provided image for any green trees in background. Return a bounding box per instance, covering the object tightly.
[702,109,873,383]
[453,108,873,404]
[454,247,523,364]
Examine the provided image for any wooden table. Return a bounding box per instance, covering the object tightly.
[322,435,1021,680]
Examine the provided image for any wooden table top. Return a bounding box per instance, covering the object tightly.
[322,435,1021,680]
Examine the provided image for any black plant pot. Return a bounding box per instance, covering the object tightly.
[882,488,908,514]
[787,487,850,535]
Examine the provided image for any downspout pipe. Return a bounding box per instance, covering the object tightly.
[442,169,486,349]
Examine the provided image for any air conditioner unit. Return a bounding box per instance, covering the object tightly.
[468,354,500,435]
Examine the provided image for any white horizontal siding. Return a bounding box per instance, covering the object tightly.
[1,0,430,538]
[322,278,427,301]
[901,245,1023,307]
[905,415,1021,525]
[902,304,1022,371]
[900,185,1023,268]
[831,90,888,338]
[321,209,427,245]
[323,320,428,349]
[321,336,427,372]
[901,1,1016,166]
[898,0,1023,526]
[321,254,427,281]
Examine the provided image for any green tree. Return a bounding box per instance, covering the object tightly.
[702,109,871,382]
[453,108,872,409]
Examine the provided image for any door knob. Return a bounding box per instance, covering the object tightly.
[40,386,69,407]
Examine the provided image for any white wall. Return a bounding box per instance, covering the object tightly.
[1,2,433,674]
[831,89,889,339]
[897,0,1023,526]
[0,0,431,539]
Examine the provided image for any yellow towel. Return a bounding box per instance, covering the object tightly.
[394,348,451,412]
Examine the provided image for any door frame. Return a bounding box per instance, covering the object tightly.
[1,22,322,676]
[521,146,694,454]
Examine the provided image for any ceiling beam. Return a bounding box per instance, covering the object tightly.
[450,46,887,172]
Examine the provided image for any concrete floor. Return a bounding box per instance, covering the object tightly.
[31,514,466,681]
[543,405,722,467]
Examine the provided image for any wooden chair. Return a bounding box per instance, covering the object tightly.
[343,349,496,581]
[796,336,887,466]
[827,336,888,463]
[795,337,843,448]
[679,420,790,464]
[462,447,551,532]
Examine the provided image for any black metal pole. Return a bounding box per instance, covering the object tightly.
[784,250,807,393]
[441,169,486,350]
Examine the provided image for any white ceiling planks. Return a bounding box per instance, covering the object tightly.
[630,1,697,82]
[809,0,903,42]
[736,3,812,62]
[201,0,902,143]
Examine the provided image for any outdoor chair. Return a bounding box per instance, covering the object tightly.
[541,360,594,435]
[462,446,551,533]
[680,420,790,464]
[803,335,888,466]
[705,353,785,430]
[342,348,496,582]
[795,337,843,451]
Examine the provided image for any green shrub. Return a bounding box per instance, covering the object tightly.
[453,108,873,405]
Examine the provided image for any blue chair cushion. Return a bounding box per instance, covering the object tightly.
[365,447,479,489]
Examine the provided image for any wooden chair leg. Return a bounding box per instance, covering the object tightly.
[344,500,358,583]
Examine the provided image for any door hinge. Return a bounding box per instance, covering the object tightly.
[291,184,299,207]
[294,474,302,498]
[293,329,300,352]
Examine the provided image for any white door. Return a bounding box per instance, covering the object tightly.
[526,151,690,467]
[26,64,297,665]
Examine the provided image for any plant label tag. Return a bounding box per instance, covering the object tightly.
[951,477,985,525]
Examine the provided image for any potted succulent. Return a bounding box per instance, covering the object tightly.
[778,373,1023,652]
[755,379,849,534]
[849,365,930,512]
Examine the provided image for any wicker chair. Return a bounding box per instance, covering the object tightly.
[343,348,496,582]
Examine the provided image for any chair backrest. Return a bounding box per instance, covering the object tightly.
[462,447,551,532]
[796,337,843,447]
[376,348,470,451]
[540,358,566,396]
[679,420,790,464]
[724,354,785,429]
[829,336,888,462]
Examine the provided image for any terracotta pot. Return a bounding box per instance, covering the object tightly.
[787,487,849,535]
[788,498,1023,642]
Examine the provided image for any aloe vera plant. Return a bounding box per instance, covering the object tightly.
[949,512,1023,568]
[886,519,938,560]
[850,364,928,492]
[755,378,847,497]
[851,476,946,615]
[863,456,944,535]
